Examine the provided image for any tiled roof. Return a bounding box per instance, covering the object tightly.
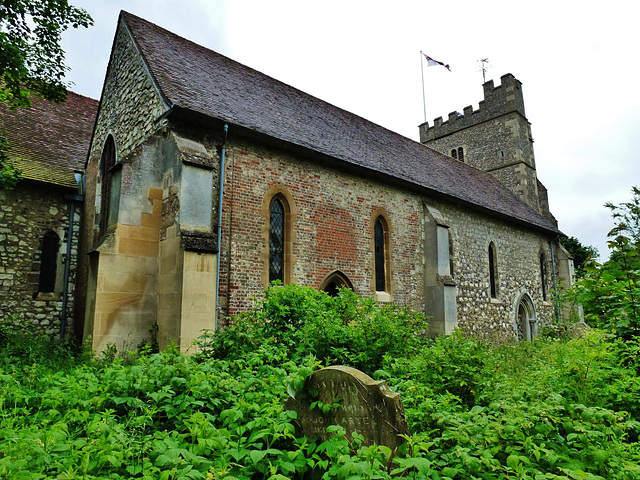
[0,92,98,188]
[121,11,560,235]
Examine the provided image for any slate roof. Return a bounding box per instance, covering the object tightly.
[121,11,559,235]
[0,92,98,188]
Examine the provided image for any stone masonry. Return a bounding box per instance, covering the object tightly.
[420,74,544,216]
[0,183,81,337]
[79,13,570,351]
[214,135,554,342]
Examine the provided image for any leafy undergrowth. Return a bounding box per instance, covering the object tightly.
[1,285,639,479]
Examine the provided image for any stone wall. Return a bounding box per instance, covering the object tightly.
[88,20,167,164]
[76,18,169,340]
[420,74,541,212]
[425,198,555,342]
[0,182,80,338]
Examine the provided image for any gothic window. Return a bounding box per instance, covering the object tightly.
[374,216,389,292]
[540,253,547,301]
[269,197,285,283]
[38,231,59,293]
[99,135,117,233]
[451,149,457,160]
[488,242,498,299]
[320,270,353,297]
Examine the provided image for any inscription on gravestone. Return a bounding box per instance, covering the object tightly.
[285,366,408,451]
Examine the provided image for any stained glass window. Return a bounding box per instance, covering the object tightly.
[269,198,285,283]
[375,218,386,291]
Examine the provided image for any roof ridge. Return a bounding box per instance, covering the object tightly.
[65,90,99,103]
[120,11,434,152]
[117,11,559,235]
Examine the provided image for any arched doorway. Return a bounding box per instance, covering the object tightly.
[516,294,537,341]
[320,271,353,297]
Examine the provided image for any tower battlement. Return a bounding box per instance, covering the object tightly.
[419,73,526,143]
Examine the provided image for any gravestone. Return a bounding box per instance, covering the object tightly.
[285,366,408,451]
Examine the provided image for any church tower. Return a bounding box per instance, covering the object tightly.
[419,74,555,224]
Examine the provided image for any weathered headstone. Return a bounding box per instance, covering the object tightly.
[285,366,408,451]
[568,320,590,339]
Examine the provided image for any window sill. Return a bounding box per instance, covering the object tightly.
[375,291,392,303]
[489,297,502,305]
[34,292,61,302]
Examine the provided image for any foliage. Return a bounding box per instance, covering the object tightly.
[204,284,430,373]
[572,187,640,339]
[0,132,22,190]
[2,290,640,479]
[605,186,640,245]
[0,0,92,108]
[560,236,599,276]
[0,0,92,189]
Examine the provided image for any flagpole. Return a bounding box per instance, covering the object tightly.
[420,50,427,123]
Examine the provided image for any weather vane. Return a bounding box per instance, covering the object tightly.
[478,58,490,83]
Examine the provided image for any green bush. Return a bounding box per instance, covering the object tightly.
[2,287,640,479]
[205,284,430,374]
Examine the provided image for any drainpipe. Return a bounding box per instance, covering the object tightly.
[214,124,229,331]
[549,236,560,322]
[60,178,84,342]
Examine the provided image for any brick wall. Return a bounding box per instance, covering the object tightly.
[218,137,424,317]
[215,136,554,341]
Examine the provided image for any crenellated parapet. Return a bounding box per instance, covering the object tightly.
[419,74,526,143]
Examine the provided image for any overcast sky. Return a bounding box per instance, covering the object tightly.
[61,0,640,260]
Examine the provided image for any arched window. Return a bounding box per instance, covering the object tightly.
[451,149,457,160]
[540,253,547,301]
[488,242,498,299]
[269,197,285,283]
[457,147,464,162]
[99,135,116,233]
[38,231,59,293]
[374,216,389,292]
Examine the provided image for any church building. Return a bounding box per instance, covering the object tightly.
[74,11,574,351]
[0,93,97,340]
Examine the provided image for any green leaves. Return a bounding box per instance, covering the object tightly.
[0,0,93,109]
[3,287,640,479]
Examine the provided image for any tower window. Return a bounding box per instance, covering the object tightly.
[451,147,464,162]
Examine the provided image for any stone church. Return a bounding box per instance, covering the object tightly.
[1,11,576,351]
[0,93,97,341]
